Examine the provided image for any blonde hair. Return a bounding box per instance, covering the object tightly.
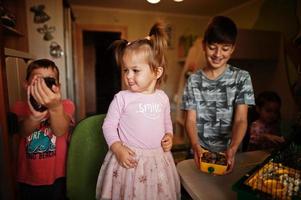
[114,21,168,85]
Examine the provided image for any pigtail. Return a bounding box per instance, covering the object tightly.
[110,39,128,67]
[149,21,168,67]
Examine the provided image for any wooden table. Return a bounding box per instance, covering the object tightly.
[177,150,270,200]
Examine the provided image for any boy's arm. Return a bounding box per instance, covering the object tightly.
[185,110,203,167]
[35,79,72,137]
[19,113,46,137]
[17,88,48,137]
[185,110,198,148]
[48,102,72,137]
[226,104,248,173]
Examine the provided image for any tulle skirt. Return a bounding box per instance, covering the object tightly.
[95,146,181,200]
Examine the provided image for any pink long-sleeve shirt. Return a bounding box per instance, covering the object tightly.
[102,90,173,149]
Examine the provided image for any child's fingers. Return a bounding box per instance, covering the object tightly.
[122,161,130,169]
[32,80,43,103]
[27,87,36,112]
[125,146,136,157]
[129,158,138,167]
[52,85,60,93]
[27,86,31,101]
[162,137,171,144]
[161,140,170,149]
[37,78,49,100]
[123,158,137,169]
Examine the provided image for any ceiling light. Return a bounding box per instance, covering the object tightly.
[147,0,160,4]
[173,0,184,2]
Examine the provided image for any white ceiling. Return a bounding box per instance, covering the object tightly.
[68,0,253,16]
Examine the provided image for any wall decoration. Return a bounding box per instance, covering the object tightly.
[37,24,55,41]
[177,34,198,59]
[166,24,174,49]
[49,42,64,58]
[30,5,50,24]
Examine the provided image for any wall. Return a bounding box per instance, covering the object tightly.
[71,5,209,99]
[72,1,301,126]
[26,0,67,98]
[221,0,299,122]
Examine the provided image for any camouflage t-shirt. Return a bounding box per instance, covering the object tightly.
[181,65,255,152]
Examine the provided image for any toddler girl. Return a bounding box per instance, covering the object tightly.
[95,21,181,200]
[248,91,285,151]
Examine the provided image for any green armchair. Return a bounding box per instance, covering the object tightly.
[66,114,108,200]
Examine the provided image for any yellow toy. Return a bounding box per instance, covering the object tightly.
[200,150,228,175]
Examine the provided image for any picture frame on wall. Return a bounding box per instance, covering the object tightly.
[166,24,174,49]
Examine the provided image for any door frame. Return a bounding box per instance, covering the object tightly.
[74,24,127,120]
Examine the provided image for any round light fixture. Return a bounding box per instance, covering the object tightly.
[174,0,184,2]
[147,0,160,4]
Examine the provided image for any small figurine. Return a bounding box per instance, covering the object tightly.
[37,24,55,41]
[49,42,64,58]
[30,4,50,24]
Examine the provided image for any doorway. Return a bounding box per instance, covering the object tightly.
[74,24,127,120]
[83,31,121,116]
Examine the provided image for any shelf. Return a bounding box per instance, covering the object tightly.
[1,24,24,36]
[4,48,35,60]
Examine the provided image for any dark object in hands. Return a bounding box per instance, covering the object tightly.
[30,77,56,112]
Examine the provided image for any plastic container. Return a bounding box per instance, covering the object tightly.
[200,150,228,175]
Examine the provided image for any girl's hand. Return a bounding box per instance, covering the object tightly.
[161,133,173,152]
[111,142,137,169]
[30,76,62,111]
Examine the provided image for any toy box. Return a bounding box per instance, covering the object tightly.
[200,150,228,175]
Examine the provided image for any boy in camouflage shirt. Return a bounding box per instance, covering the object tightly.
[182,16,255,174]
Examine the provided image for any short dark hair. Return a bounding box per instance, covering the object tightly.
[256,91,282,108]
[203,16,237,45]
[26,59,59,81]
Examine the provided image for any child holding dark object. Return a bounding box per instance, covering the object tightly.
[11,59,75,200]
[248,91,285,151]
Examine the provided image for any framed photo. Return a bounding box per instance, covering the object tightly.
[166,24,174,49]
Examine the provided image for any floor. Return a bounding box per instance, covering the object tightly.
[181,186,193,200]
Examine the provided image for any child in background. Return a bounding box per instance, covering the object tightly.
[11,59,75,200]
[248,91,285,151]
[96,21,181,200]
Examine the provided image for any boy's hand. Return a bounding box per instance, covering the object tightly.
[161,133,173,152]
[111,142,137,169]
[30,76,61,111]
[27,85,48,121]
[225,147,236,174]
[192,144,203,168]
